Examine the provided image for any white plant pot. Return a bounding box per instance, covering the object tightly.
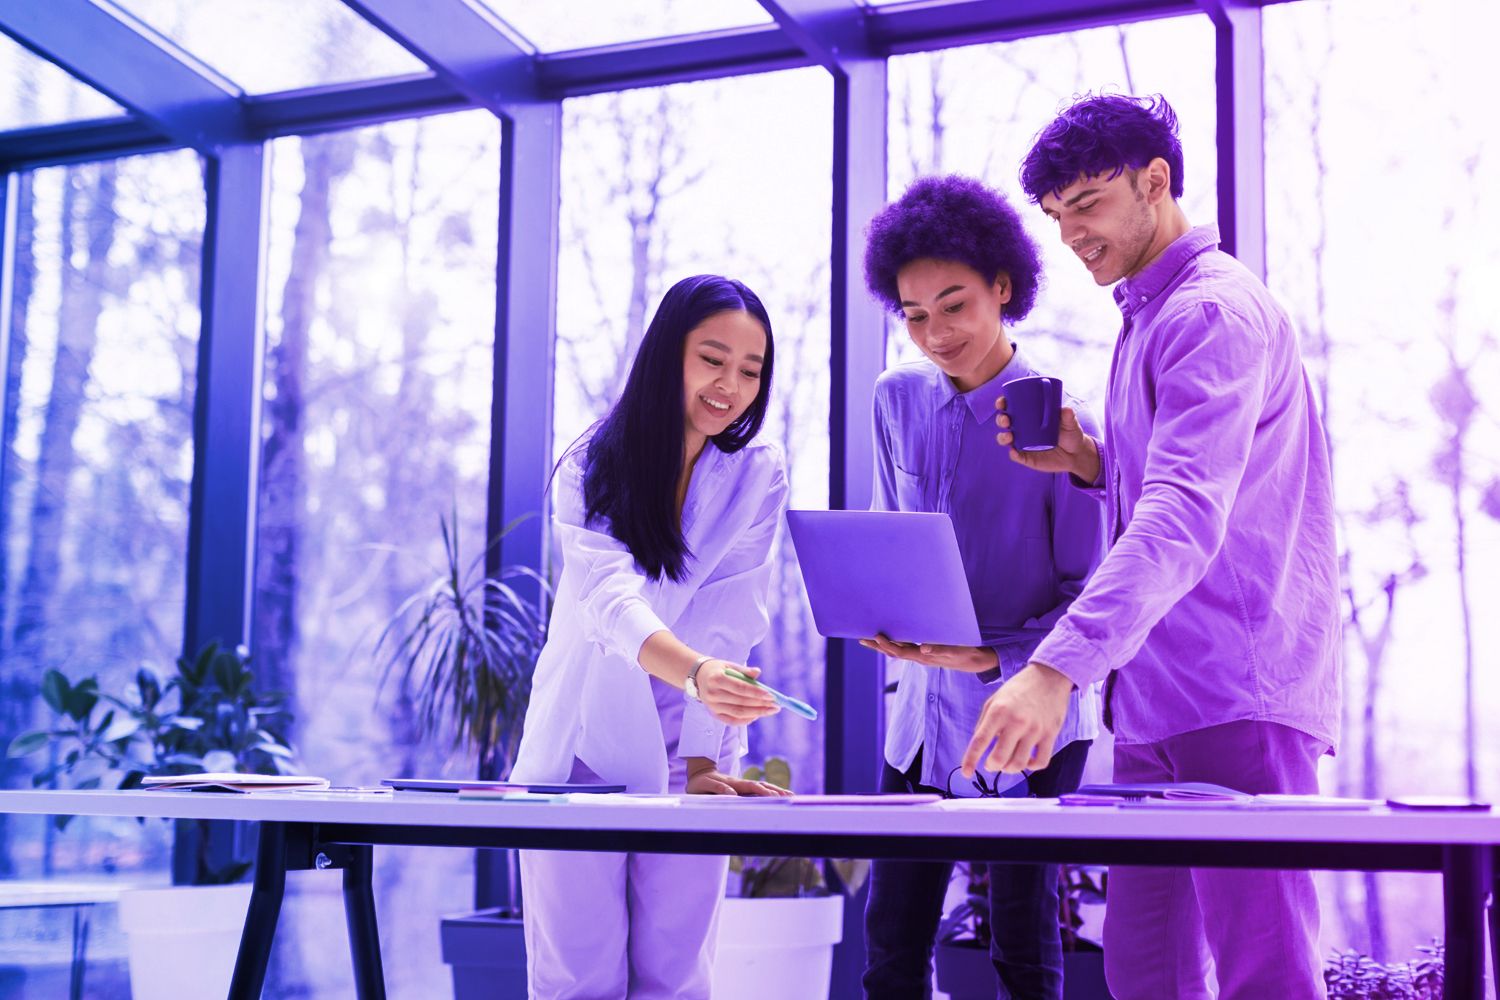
[118,882,253,1000]
[711,895,844,1000]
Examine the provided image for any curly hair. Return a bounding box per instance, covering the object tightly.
[1020,92,1184,205]
[862,175,1042,323]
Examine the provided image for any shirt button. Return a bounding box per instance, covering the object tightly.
[928,694,937,703]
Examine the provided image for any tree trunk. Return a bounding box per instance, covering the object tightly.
[1451,457,1477,799]
[252,130,354,996]
[1354,579,1398,959]
[10,162,120,874]
[253,135,354,702]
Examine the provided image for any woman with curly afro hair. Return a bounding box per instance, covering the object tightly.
[858,175,1104,1000]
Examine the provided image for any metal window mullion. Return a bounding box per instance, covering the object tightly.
[1197,0,1267,278]
[826,58,887,799]
[183,144,268,657]
[0,173,17,505]
[487,102,560,595]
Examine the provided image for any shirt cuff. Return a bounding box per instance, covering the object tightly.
[618,602,669,668]
[977,646,1009,685]
[1031,621,1112,689]
[1068,440,1108,497]
[677,698,727,760]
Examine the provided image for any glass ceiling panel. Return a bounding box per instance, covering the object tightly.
[483,0,773,53]
[107,0,428,95]
[0,35,127,130]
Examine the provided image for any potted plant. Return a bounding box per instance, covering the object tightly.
[373,512,549,1000]
[6,641,298,1000]
[935,862,1112,1000]
[1324,940,1443,999]
[711,756,870,1000]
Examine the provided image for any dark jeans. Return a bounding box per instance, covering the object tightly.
[862,740,1092,1000]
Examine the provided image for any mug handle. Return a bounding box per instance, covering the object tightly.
[1040,378,1056,431]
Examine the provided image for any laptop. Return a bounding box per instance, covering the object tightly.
[785,510,982,646]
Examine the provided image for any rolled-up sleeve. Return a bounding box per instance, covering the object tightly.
[552,453,668,668]
[1034,302,1268,688]
[676,457,790,761]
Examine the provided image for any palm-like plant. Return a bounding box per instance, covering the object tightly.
[375,512,550,782]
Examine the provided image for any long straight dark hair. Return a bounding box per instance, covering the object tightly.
[581,274,775,582]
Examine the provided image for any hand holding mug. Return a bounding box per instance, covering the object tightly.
[995,387,1100,483]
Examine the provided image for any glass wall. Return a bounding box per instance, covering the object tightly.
[252,108,500,995]
[884,16,1217,797]
[1264,0,1500,964]
[887,15,1218,405]
[3,0,1498,993]
[553,67,833,791]
[0,149,203,888]
[0,150,202,998]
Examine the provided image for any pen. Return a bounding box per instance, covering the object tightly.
[723,667,819,721]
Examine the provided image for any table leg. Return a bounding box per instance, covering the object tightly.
[1443,844,1492,1000]
[342,844,386,1000]
[1490,847,1499,1000]
[228,821,288,1000]
[68,906,88,1000]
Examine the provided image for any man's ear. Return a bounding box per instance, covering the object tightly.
[1143,157,1173,204]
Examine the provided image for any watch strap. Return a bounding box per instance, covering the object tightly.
[685,655,713,701]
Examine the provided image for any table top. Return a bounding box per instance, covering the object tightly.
[0,878,141,908]
[4,789,1499,847]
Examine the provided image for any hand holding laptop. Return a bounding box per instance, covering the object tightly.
[859,633,998,674]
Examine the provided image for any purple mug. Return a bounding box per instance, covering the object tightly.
[1002,375,1062,451]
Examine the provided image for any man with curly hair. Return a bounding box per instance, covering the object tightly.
[963,94,1339,999]
[859,174,1105,1000]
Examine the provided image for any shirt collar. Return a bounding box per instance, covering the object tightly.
[957,342,1035,424]
[1114,224,1220,316]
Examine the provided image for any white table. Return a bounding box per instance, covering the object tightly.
[2,789,1496,999]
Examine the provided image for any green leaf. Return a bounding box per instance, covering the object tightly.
[64,682,99,723]
[830,858,871,896]
[135,668,162,710]
[41,670,70,715]
[100,716,141,743]
[6,730,51,758]
[75,777,102,791]
[763,757,792,790]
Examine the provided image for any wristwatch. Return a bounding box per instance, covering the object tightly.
[684,655,713,702]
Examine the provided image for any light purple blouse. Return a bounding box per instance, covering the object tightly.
[873,346,1105,795]
[1032,226,1342,750]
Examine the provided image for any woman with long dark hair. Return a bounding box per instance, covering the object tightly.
[512,273,790,998]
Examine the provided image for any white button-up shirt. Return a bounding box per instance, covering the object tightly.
[511,438,788,793]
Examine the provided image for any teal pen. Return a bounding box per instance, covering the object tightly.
[724,668,819,721]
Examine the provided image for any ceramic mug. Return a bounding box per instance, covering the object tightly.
[1001,375,1063,451]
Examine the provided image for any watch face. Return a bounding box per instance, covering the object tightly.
[685,677,700,701]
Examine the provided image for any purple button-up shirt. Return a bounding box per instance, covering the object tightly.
[874,346,1105,794]
[1032,226,1341,750]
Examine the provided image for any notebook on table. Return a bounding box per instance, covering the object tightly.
[382,778,626,794]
